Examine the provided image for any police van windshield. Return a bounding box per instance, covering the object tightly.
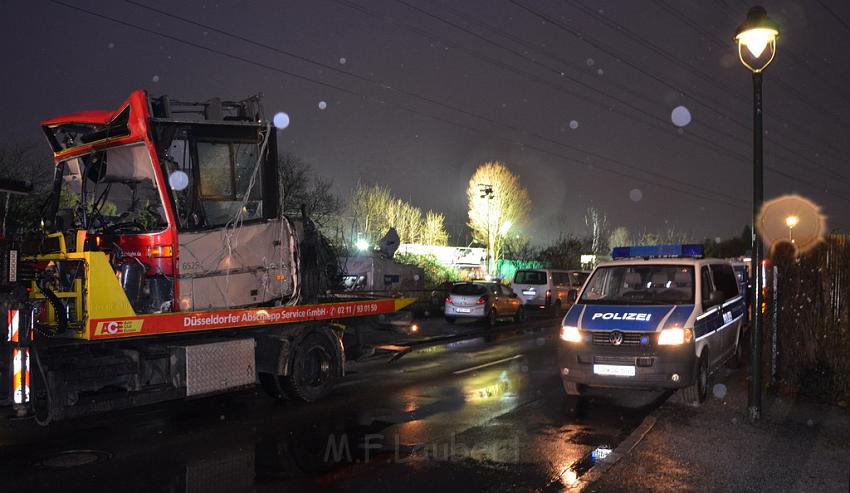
[580,265,695,305]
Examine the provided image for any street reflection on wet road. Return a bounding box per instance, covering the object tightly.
[0,322,667,492]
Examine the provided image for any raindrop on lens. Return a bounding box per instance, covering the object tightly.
[168,170,189,191]
[671,105,692,127]
[629,189,642,202]
[273,112,290,130]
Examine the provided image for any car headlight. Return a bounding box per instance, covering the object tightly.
[560,325,582,342]
[657,328,694,345]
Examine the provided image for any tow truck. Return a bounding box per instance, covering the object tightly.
[0,91,412,423]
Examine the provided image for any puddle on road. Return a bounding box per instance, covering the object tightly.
[559,445,614,487]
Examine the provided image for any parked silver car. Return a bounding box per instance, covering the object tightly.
[444,281,524,326]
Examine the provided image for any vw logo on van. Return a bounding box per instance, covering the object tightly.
[609,330,624,346]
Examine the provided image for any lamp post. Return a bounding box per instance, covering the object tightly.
[785,215,798,243]
[735,5,779,422]
[478,183,494,277]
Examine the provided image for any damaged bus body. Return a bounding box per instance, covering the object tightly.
[0,91,412,423]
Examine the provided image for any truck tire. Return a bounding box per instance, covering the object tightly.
[282,331,341,402]
[682,352,708,405]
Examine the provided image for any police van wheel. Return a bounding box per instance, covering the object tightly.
[562,380,583,396]
[683,353,708,405]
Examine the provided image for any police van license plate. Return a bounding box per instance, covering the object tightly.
[593,364,636,377]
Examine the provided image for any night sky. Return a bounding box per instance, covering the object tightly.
[5,0,850,245]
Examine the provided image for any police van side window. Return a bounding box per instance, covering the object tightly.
[709,264,739,301]
[701,266,716,308]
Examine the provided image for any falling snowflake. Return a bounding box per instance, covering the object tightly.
[597,68,604,75]
[107,42,115,49]
[273,112,290,130]
[318,101,327,110]
[712,383,727,399]
[569,120,579,129]
[629,189,643,202]
[586,58,595,66]
[339,57,347,65]
[671,105,692,127]
[152,75,160,83]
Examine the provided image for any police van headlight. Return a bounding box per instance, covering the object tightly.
[657,328,694,346]
[560,325,582,343]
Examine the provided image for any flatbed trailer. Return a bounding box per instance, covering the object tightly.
[0,90,414,423]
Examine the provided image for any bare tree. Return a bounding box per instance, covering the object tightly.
[349,183,449,246]
[584,207,609,255]
[0,142,53,233]
[608,226,632,249]
[467,162,531,275]
[278,153,341,227]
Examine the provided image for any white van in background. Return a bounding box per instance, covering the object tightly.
[511,269,590,315]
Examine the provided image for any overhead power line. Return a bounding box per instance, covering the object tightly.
[504,0,850,201]
[416,0,850,188]
[49,0,750,209]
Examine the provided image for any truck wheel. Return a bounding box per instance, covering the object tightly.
[282,332,341,402]
[562,380,583,396]
[682,352,708,405]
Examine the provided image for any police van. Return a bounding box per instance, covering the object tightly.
[557,244,747,404]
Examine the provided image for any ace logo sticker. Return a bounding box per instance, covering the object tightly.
[94,319,144,336]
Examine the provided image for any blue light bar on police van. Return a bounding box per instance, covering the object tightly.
[611,244,705,259]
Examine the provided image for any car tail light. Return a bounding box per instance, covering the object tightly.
[445,296,453,304]
[476,296,487,305]
[545,289,552,302]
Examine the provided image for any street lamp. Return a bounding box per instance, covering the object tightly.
[478,183,494,276]
[355,238,369,252]
[785,215,798,243]
[735,5,779,422]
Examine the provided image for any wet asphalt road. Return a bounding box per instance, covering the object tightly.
[0,314,669,492]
